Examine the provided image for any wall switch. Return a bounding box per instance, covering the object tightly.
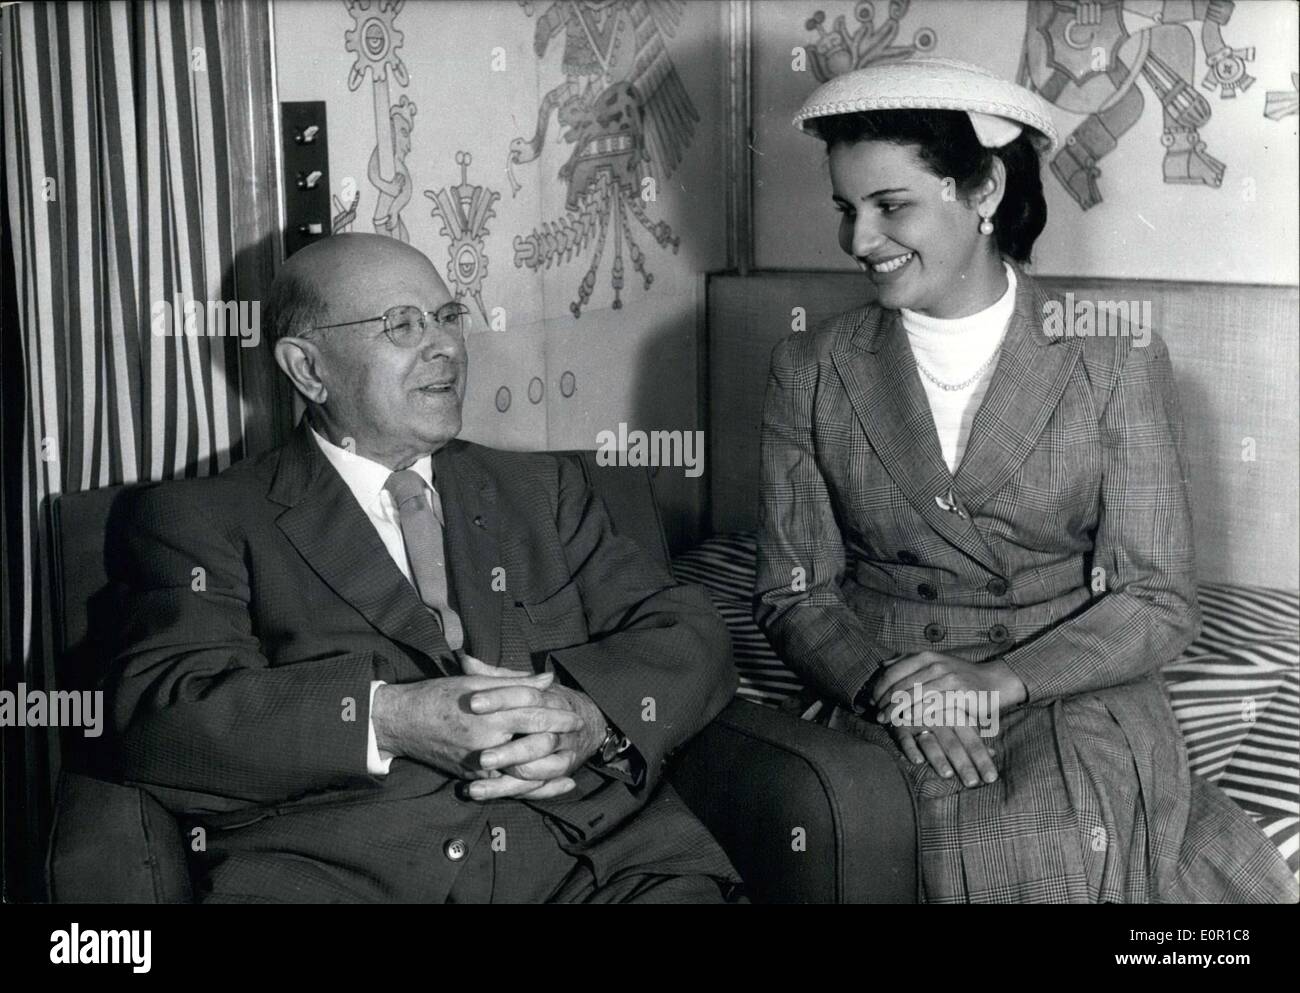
[281,101,330,258]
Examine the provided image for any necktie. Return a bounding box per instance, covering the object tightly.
[385,469,465,652]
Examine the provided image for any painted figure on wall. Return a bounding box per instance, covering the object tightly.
[332,189,361,233]
[370,96,417,241]
[344,0,415,242]
[802,0,938,82]
[508,0,698,317]
[1019,0,1256,210]
[1264,72,1298,120]
[425,151,501,327]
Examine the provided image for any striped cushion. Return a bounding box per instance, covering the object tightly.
[673,531,1300,875]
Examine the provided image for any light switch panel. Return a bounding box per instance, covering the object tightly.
[280,101,331,258]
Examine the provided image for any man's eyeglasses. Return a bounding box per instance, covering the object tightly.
[308,302,470,347]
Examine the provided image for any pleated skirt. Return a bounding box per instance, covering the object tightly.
[820,675,1298,903]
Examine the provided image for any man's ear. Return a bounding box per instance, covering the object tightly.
[274,336,328,405]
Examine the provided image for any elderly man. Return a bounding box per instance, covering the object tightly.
[107,233,739,903]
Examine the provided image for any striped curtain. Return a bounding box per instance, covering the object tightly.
[1,0,277,899]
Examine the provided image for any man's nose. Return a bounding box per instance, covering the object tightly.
[419,324,463,361]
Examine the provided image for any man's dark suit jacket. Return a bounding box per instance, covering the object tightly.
[107,421,738,901]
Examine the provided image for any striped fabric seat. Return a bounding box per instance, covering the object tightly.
[672,531,1300,876]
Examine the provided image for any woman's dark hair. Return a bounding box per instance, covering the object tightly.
[806,109,1047,263]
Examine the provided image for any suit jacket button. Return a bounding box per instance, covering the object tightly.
[987,578,1008,596]
[917,582,937,600]
[443,838,468,862]
[924,623,945,643]
[988,624,1010,644]
[898,551,919,566]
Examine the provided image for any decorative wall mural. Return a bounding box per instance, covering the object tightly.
[803,0,937,82]
[1264,72,1299,119]
[332,189,360,233]
[344,0,416,241]
[1018,0,1256,210]
[507,0,698,318]
[425,152,501,326]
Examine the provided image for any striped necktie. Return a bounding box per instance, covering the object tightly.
[384,468,465,652]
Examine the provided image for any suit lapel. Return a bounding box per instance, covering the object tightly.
[952,271,1082,510]
[832,310,1001,574]
[269,423,455,675]
[433,442,504,667]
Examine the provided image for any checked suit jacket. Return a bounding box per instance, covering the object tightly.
[754,263,1201,710]
[106,422,738,901]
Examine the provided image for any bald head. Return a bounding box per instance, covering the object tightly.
[265,234,447,344]
[268,233,468,469]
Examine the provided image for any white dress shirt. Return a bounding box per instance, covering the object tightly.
[310,426,441,776]
[901,263,1016,474]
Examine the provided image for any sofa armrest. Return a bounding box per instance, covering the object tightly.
[47,771,193,904]
[47,708,918,904]
[667,699,918,903]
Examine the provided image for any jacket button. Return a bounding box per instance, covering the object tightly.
[917,582,937,600]
[443,838,468,862]
[924,623,946,643]
[988,624,1010,644]
[898,550,918,565]
[987,578,1008,596]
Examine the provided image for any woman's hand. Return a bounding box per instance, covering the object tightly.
[867,651,1027,787]
[888,721,999,788]
[868,651,1027,717]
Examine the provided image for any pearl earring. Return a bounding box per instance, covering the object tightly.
[979,215,994,235]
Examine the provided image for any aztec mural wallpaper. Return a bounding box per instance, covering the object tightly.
[311,0,706,330]
[794,0,1292,212]
[1018,0,1255,211]
[273,0,725,535]
[507,0,699,317]
[343,0,417,241]
[280,0,1298,312]
[755,0,1298,282]
[273,0,1296,451]
[340,0,504,327]
[801,0,940,79]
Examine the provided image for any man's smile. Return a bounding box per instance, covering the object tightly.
[413,373,459,395]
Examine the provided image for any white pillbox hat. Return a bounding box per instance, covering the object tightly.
[793,57,1059,155]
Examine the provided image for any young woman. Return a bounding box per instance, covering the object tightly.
[754,58,1296,903]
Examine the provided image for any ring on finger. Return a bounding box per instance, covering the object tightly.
[915,728,934,737]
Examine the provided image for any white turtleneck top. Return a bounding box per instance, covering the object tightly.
[901,262,1016,474]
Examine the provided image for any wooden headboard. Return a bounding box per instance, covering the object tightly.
[705,272,1299,590]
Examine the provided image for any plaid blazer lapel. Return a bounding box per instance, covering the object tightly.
[269,422,457,676]
[831,310,1001,575]
[432,442,504,668]
[952,270,1082,511]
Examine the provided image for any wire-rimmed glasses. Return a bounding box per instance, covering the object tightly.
[308,301,470,347]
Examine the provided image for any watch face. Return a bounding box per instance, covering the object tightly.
[599,728,625,764]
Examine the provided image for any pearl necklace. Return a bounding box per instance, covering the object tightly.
[914,345,1002,392]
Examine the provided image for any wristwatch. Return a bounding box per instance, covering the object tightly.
[595,723,632,765]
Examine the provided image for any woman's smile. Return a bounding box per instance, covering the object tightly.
[867,250,915,276]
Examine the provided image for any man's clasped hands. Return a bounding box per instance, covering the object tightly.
[371,653,606,800]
